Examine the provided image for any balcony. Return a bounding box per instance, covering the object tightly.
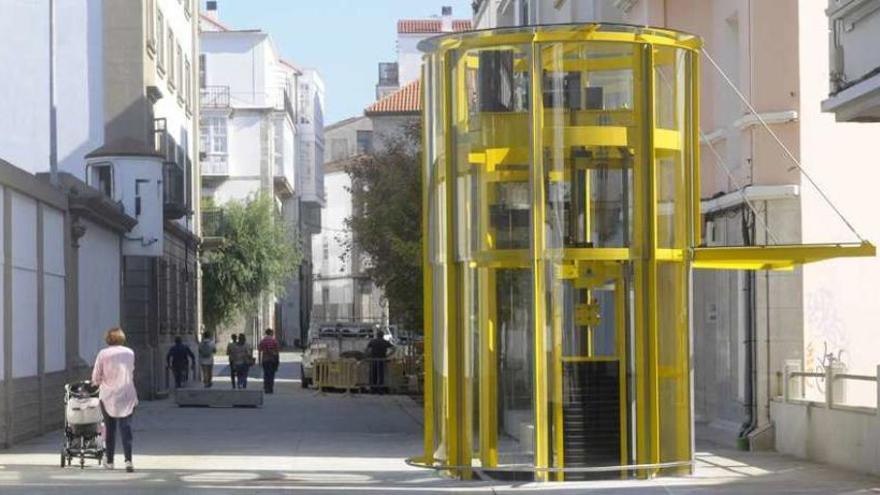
[823,0,880,121]
[201,154,229,177]
[201,85,230,108]
[163,161,187,220]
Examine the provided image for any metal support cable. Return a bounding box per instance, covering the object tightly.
[700,131,782,245]
[652,53,779,245]
[701,48,866,243]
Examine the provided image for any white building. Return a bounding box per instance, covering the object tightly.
[199,6,297,343]
[313,117,385,325]
[0,0,200,443]
[280,68,326,346]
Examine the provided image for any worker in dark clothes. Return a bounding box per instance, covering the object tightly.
[365,330,394,394]
[166,336,196,389]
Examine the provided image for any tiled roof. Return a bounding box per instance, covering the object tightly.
[397,19,472,34]
[365,79,421,115]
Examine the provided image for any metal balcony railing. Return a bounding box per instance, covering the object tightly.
[201,154,229,176]
[163,161,187,220]
[201,208,224,238]
[201,86,230,108]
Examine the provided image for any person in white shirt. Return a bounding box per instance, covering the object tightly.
[91,327,138,473]
[198,331,217,388]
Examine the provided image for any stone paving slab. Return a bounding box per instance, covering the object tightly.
[0,353,878,494]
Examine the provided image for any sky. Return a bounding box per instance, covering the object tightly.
[214,0,474,124]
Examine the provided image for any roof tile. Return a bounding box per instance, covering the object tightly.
[397,19,472,34]
[365,79,421,115]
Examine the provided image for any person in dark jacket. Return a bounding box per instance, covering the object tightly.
[166,336,196,388]
[365,330,394,394]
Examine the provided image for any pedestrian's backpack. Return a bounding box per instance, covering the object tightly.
[198,340,214,359]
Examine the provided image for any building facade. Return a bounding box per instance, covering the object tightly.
[199,7,298,345]
[0,0,200,445]
[282,68,326,347]
[313,117,385,325]
[470,0,880,452]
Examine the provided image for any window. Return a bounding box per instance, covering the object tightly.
[201,116,227,155]
[88,163,114,198]
[168,29,175,89]
[156,9,165,73]
[176,42,183,101]
[274,119,284,173]
[356,130,373,154]
[199,54,206,88]
[322,239,329,261]
[184,57,192,113]
[146,0,156,54]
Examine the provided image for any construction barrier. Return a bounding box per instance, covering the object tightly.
[313,358,364,392]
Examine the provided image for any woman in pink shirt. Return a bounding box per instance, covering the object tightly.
[91,327,138,472]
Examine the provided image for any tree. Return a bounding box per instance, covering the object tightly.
[202,193,300,330]
[345,124,422,330]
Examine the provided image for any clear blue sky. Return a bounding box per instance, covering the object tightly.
[213,0,473,124]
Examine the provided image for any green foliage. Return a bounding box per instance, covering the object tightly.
[345,123,422,330]
[202,194,300,330]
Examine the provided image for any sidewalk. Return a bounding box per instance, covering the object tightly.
[0,352,876,494]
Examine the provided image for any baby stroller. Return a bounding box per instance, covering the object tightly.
[61,381,105,469]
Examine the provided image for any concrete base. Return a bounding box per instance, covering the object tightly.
[174,388,263,408]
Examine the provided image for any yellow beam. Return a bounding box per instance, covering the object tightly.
[691,242,876,270]
[530,44,550,482]
[543,125,628,148]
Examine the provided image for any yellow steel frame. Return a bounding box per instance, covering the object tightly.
[420,23,875,482]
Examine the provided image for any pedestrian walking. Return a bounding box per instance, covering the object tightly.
[91,327,138,473]
[365,330,394,394]
[166,336,196,389]
[198,331,217,388]
[226,334,239,388]
[229,333,254,389]
[258,328,281,394]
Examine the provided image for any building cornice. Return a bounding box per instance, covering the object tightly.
[732,110,798,131]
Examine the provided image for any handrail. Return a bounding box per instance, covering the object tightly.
[783,364,880,413]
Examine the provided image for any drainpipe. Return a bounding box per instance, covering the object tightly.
[738,207,758,450]
[48,0,59,186]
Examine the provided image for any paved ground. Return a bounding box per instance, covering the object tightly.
[0,352,878,494]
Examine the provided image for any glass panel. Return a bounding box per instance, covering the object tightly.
[425,55,448,462]
[656,262,690,465]
[542,42,636,250]
[451,45,534,469]
[654,47,689,250]
[539,41,640,477]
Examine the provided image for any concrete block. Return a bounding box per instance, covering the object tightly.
[175,388,263,408]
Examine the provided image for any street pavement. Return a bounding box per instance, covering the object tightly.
[0,352,878,494]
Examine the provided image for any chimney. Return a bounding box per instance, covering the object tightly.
[205,1,219,21]
[441,6,453,32]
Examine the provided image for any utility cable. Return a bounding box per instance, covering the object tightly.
[701,48,866,243]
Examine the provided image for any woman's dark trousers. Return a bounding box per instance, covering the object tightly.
[101,404,132,464]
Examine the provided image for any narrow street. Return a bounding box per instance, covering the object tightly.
[0,353,874,494]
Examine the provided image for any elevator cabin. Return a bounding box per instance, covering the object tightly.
[418,24,874,481]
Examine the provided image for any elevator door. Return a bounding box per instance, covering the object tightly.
[556,261,627,480]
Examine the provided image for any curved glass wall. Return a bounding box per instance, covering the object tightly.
[420,24,702,481]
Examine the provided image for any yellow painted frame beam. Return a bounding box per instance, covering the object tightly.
[691,242,876,271]
[435,26,702,53]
